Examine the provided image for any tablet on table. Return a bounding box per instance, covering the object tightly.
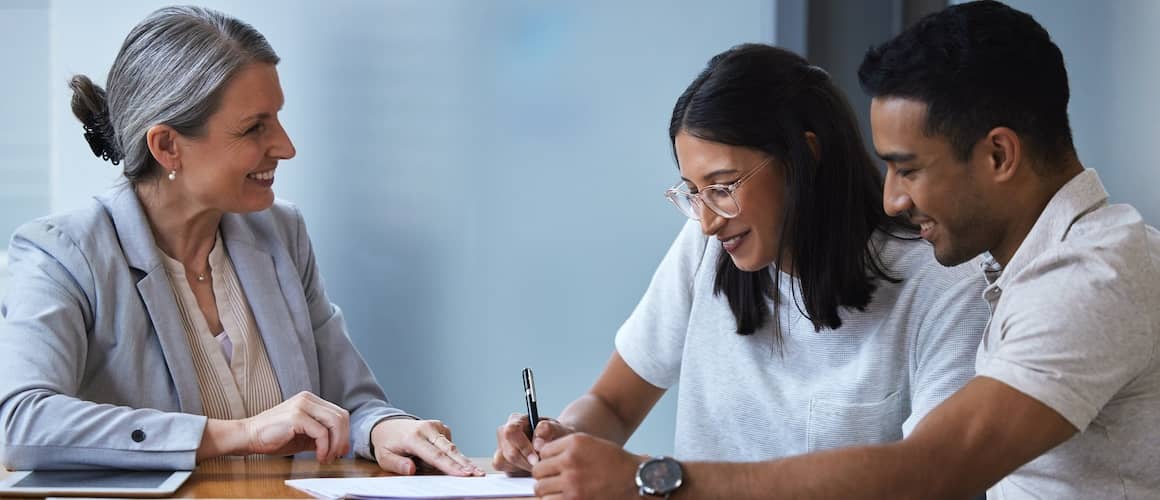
[0,469,192,497]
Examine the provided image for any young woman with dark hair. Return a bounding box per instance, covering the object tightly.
[493,44,989,498]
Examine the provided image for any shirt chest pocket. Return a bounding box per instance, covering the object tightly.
[806,390,904,452]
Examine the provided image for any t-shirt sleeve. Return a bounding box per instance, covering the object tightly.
[975,244,1156,431]
[903,263,990,436]
[614,220,708,389]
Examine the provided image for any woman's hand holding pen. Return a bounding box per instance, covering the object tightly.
[531,432,647,500]
[493,412,576,475]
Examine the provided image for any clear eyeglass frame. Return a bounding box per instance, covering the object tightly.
[663,158,770,220]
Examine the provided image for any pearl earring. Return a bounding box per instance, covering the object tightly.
[168,170,177,181]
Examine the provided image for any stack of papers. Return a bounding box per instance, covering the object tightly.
[285,474,535,499]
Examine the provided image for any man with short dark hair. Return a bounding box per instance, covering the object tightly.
[859,0,1160,497]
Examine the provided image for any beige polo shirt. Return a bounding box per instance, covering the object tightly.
[975,169,1160,499]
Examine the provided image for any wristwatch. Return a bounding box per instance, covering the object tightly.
[635,456,683,499]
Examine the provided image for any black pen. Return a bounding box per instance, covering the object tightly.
[522,367,540,440]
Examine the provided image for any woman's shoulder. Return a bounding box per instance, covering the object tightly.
[224,198,305,240]
[5,198,124,303]
[222,198,312,265]
[12,197,118,255]
[668,219,717,273]
[870,230,984,292]
[236,198,304,231]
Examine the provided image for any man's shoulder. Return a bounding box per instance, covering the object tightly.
[1067,202,1152,250]
[1059,202,1159,285]
[1005,201,1160,319]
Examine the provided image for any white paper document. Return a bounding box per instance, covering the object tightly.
[285,473,535,499]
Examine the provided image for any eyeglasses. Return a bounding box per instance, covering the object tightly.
[663,158,770,220]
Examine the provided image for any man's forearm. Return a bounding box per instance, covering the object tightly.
[675,441,975,500]
[665,378,1077,499]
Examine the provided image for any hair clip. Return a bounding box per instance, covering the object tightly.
[81,112,122,165]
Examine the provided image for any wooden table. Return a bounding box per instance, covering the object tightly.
[176,456,525,498]
[0,457,531,499]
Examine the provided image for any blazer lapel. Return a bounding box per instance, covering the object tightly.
[136,272,204,415]
[221,214,312,399]
[97,186,203,414]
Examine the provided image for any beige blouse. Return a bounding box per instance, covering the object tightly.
[161,233,282,420]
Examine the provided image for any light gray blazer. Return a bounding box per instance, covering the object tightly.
[0,184,411,470]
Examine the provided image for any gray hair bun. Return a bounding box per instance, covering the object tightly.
[69,75,122,165]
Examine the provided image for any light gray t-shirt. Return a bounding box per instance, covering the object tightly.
[615,220,989,461]
[975,170,1160,500]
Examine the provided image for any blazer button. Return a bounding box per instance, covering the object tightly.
[131,429,146,443]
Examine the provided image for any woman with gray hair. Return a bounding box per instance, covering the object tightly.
[0,6,480,475]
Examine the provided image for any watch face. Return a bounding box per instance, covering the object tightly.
[640,457,683,493]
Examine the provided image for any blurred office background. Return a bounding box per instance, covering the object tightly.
[0,0,1156,457]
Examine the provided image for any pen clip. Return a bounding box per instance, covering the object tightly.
[522,368,537,403]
